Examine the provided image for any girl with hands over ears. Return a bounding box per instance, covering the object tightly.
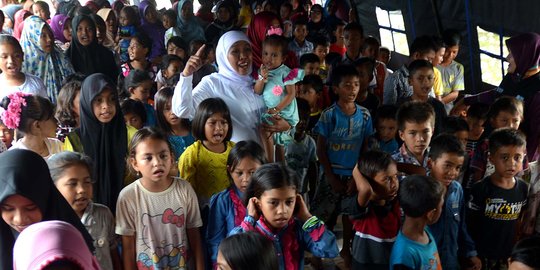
[229,163,339,270]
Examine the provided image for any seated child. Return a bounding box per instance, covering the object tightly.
[345,150,399,270]
[116,6,138,63]
[299,53,320,76]
[298,74,324,135]
[312,36,330,81]
[367,104,399,154]
[157,54,183,89]
[190,40,217,88]
[467,128,528,270]
[123,69,156,126]
[361,36,389,101]
[288,18,314,62]
[329,20,346,56]
[120,98,147,130]
[353,57,380,115]
[162,9,181,47]
[465,103,488,155]
[0,119,14,148]
[427,134,480,270]
[401,59,447,135]
[392,101,435,168]
[285,98,317,200]
[389,175,445,269]
[48,152,120,270]
[378,46,392,67]
[442,116,469,148]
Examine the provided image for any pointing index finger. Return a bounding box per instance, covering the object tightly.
[195,44,206,57]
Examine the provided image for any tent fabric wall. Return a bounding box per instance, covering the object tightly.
[352,0,540,93]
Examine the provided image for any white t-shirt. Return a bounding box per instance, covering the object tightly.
[9,137,63,159]
[0,73,48,100]
[115,178,202,269]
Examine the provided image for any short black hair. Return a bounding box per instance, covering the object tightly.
[330,64,359,87]
[296,97,310,119]
[362,36,380,50]
[244,163,298,205]
[263,34,288,56]
[312,36,330,48]
[431,36,445,51]
[301,74,323,93]
[162,9,177,25]
[132,32,152,56]
[357,150,396,179]
[160,54,183,71]
[192,97,233,141]
[488,128,526,155]
[410,35,436,56]
[120,98,147,124]
[354,57,375,76]
[443,116,469,134]
[379,47,390,55]
[443,29,461,47]
[218,232,279,270]
[429,133,466,161]
[343,21,364,37]
[510,236,540,268]
[487,96,524,121]
[299,53,320,68]
[292,17,308,30]
[374,104,398,125]
[467,103,489,121]
[397,101,435,131]
[399,175,444,218]
[408,59,433,77]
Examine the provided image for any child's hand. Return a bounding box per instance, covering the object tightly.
[464,256,482,270]
[259,65,269,81]
[246,197,260,221]
[183,45,206,77]
[294,194,312,222]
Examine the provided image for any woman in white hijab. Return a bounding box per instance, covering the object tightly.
[172,30,291,143]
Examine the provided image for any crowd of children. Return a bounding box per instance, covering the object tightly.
[0,1,539,270]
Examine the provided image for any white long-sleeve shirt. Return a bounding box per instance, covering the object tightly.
[172,73,266,144]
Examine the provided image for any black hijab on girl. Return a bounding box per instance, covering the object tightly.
[0,149,94,270]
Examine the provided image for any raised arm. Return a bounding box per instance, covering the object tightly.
[172,45,209,119]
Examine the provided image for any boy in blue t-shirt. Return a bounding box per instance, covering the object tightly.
[313,64,373,267]
[390,175,445,270]
[427,134,480,270]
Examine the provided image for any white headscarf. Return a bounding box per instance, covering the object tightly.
[216,30,253,87]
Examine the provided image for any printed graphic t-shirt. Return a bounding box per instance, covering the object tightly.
[116,178,202,270]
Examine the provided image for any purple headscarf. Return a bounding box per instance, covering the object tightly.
[506,32,540,78]
[138,0,165,59]
[51,14,70,43]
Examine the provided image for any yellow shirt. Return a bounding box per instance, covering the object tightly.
[179,140,235,204]
[433,67,444,97]
[63,125,138,152]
